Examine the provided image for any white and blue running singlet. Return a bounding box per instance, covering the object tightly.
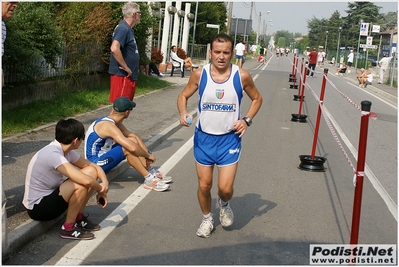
[196,63,243,135]
[84,116,125,172]
[193,63,243,166]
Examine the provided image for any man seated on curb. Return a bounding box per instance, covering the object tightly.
[84,97,171,192]
[170,45,195,73]
[23,119,109,240]
[335,62,347,76]
[358,69,373,88]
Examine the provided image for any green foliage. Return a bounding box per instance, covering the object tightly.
[192,2,227,44]
[3,2,62,82]
[277,37,286,48]
[2,74,171,137]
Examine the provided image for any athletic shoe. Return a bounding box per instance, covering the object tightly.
[196,217,214,238]
[149,167,173,183]
[60,224,94,240]
[76,215,101,231]
[158,73,165,77]
[216,199,234,227]
[144,176,170,191]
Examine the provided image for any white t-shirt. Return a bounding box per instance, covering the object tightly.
[235,42,245,56]
[366,73,373,83]
[23,140,80,210]
[379,57,391,69]
[347,52,354,63]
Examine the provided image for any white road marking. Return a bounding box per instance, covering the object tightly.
[323,106,397,221]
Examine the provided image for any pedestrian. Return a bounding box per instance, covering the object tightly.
[346,49,354,74]
[85,97,171,192]
[358,69,373,88]
[377,54,392,84]
[317,49,324,67]
[170,45,194,73]
[356,68,366,84]
[139,53,164,77]
[177,33,263,238]
[335,62,347,75]
[250,43,257,59]
[307,47,318,77]
[109,2,141,102]
[2,1,19,87]
[234,39,245,68]
[23,119,109,240]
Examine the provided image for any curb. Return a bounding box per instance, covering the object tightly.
[2,108,197,262]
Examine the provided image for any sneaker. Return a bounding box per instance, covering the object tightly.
[217,199,234,227]
[76,215,101,231]
[335,73,339,75]
[144,176,170,191]
[60,224,94,240]
[149,167,172,183]
[158,73,165,77]
[196,217,214,238]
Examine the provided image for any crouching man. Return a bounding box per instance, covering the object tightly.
[23,119,109,240]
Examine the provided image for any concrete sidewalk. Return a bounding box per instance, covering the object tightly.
[2,72,195,261]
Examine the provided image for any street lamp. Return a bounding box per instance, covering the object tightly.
[324,30,328,59]
[157,8,165,50]
[256,11,270,44]
[177,10,185,48]
[167,5,177,62]
[336,26,342,66]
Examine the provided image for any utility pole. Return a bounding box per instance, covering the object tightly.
[226,2,233,35]
[249,2,253,21]
[256,12,261,44]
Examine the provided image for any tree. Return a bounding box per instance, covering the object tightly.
[192,2,227,45]
[3,2,63,82]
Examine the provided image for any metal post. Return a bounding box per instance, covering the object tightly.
[190,2,198,58]
[336,27,342,66]
[350,101,372,245]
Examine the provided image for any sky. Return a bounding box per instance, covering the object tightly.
[231,1,398,35]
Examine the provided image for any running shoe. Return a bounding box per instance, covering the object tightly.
[76,214,101,231]
[217,198,234,227]
[196,217,214,238]
[149,167,172,183]
[60,224,94,240]
[144,176,170,191]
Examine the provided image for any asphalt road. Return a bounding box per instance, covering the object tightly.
[3,54,397,265]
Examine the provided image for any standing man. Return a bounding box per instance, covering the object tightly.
[23,119,109,240]
[85,97,171,192]
[308,47,318,77]
[377,54,392,84]
[177,34,263,238]
[346,49,354,74]
[2,1,19,87]
[234,39,245,68]
[109,2,141,102]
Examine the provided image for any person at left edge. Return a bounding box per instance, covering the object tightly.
[109,2,141,102]
[2,2,19,87]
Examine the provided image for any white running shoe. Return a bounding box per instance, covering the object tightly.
[196,217,214,238]
[149,167,172,183]
[216,197,234,227]
[144,176,170,191]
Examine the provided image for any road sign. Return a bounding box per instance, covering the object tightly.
[206,24,219,29]
[360,44,377,49]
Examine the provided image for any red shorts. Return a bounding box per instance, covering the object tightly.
[109,75,136,102]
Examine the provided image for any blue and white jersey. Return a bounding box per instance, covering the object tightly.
[84,116,115,162]
[196,63,243,135]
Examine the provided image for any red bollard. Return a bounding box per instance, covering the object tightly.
[290,55,299,89]
[350,100,372,245]
[298,68,328,171]
[293,58,304,98]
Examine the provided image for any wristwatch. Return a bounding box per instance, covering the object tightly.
[243,117,252,126]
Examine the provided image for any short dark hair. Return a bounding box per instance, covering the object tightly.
[171,45,176,51]
[210,34,234,53]
[55,118,85,144]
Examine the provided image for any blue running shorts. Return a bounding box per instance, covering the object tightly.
[95,143,126,173]
[194,128,241,167]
